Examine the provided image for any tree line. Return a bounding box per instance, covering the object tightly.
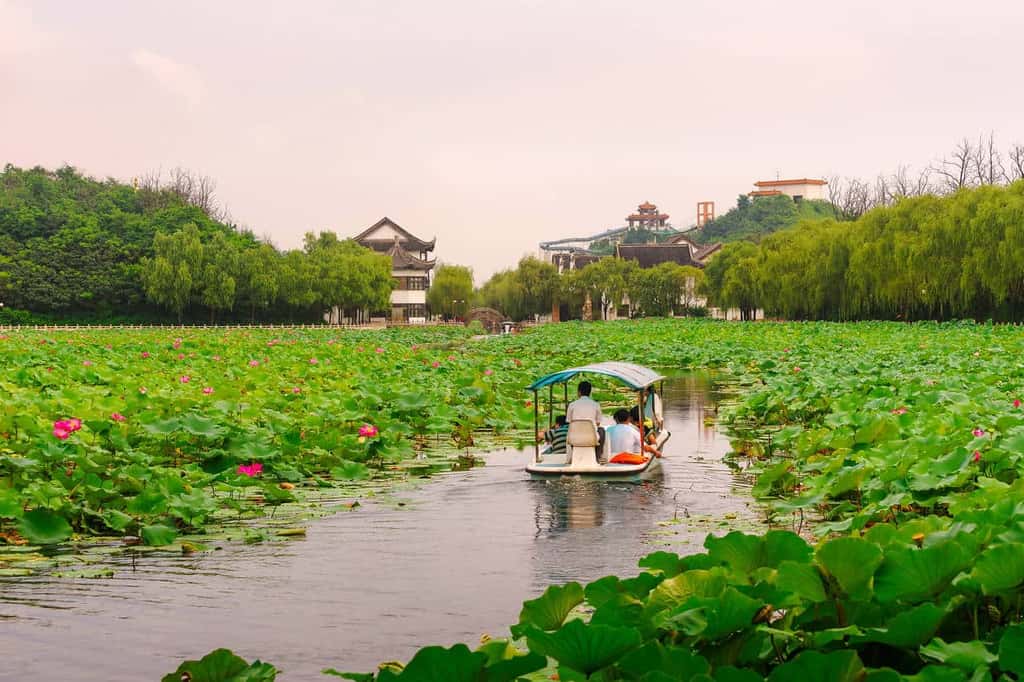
[701,180,1024,321]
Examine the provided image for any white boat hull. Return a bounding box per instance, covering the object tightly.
[526,430,670,480]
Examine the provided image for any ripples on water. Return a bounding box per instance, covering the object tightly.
[0,373,756,681]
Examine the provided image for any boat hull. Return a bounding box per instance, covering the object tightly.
[525,431,670,480]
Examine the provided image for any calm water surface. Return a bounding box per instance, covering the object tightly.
[0,374,755,681]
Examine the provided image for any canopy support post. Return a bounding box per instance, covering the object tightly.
[637,389,645,447]
[533,389,540,463]
[564,383,569,413]
[548,385,553,430]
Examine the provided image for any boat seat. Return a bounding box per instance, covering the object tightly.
[567,419,598,447]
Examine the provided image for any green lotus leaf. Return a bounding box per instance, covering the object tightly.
[775,560,827,603]
[663,587,762,641]
[375,644,485,682]
[590,593,645,629]
[0,488,23,518]
[160,648,277,682]
[585,575,625,608]
[510,582,584,637]
[330,461,370,481]
[998,623,1024,675]
[903,666,969,682]
[714,666,764,682]
[101,509,134,532]
[766,650,865,682]
[856,602,947,649]
[873,541,971,603]
[524,620,642,675]
[480,651,547,682]
[705,530,812,574]
[646,569,727,614]
[17,508,72,544]
[616,641,711,680]
[816,536,883,599]
[141,417,181,436]
[141,524,178,546]
[970,542,1024,594]
[919,638,996,671]
[639,551,684,577]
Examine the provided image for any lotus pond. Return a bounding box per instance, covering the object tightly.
[6,320,1024,680]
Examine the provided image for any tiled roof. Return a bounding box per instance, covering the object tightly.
[753,178,827,187]
[387,238,435,271]
[354,217,436,253]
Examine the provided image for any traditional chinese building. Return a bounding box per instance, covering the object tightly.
[626,201,670,231]
[353,217,435,322]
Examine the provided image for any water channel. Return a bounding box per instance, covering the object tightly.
[0,373,757,681]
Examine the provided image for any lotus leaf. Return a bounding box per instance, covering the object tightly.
[160,648,277,682]
[524,620,642,675]
[17,508,72,545]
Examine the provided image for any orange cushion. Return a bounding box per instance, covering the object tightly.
[609,452,648,465]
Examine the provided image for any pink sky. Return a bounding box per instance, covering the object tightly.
[3,0,1023,281]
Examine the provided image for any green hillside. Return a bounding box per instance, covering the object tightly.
[695,193,834,244]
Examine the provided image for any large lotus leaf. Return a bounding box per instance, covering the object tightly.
[903,667,969,682]
[775,560,827,603]
[998,624,1024,675]
[524,620,642,675]
[480,651,547,682]
[714,666,764,682]
[873,541,970,603]
[101,509,133,532]
[160,648,277,682]
[141,417,181,436]
[141,524,178,546]
[585,575,625,608]
[616,641,711,680]
[856,602,947,649]
[765,650,865,682]
[816,536,883,599]
[0,488,23,518]
[375,645,485,682]
[330,460,370,481]
[590,593,645,629]
[970,543,1024,594]
[639,551,684,577]
[664,587,762,641]
[919,638,996,671]
[18,508,72,544]
[510,582,584,637]
[646,569,728,614]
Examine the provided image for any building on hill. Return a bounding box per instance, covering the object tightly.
[626,201,671,231]
[750,178,827,201]
[353,217,436,322]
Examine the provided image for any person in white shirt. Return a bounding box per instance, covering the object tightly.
[566,380,605,455]
[609,408,662,458]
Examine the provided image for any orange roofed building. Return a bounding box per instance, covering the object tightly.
[749,178,827,201]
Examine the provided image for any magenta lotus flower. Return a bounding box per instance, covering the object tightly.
[67,418,81,432]
[177,353,185,360]
[1015,399,1022,409]
[891,406,907,415]
[448,355,456,361]
[82,360,93,367]
[141,351,150,359]
[973,450,982,463]
[309,358,318,364]
[375,347,384,354]
[793,366,802,373]
[53,425,70,440]
[248,360,259,367]
[484,369,494,376]
[202,386,214,395]
[138,386,148,394]
[432,361,440,368]
[358,424,379,438]
[180,375,191,384]
[291,387,301,394]
[972,428,986,437]
[110,412,127,422]
[237,462,263,477]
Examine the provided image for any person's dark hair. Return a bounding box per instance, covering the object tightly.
[629,406,641,423]
[613,408,630,423]
[554,415,567,426]
[578,381,592,396]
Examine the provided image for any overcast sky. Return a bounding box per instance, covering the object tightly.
[3,0,1023,281]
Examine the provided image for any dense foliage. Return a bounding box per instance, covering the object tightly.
[0,166,396,323]
[696,194,834,245]
[701,181,1024,321]
[427,265,475,319]
[153,319,1024,680]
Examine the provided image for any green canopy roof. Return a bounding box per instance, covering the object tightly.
[526,362,665,392]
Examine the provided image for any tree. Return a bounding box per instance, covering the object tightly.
[305,232,393,321]
[238,243,280,322]
[198,232,239,323]
[278,250,318,320]
[140,224,204,322]
[427,265,474,319]
[568,257,637,320]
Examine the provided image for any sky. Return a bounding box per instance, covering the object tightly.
[3,0,1024,282]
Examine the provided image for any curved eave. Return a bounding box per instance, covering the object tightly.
[526,361,665,391]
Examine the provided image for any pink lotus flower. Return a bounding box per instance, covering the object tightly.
[82,360,93,367]
[891,407,908,415]
[432,361,440,368]
[180,375,191,384]
[358,424,379,438]
[484,369,494,376]
[67,418,81,432]
[177,353,185,360]
[53,425,70,440]
[248,360,260,367]
[138,386,148,394]
[212,355,221,361]
[973,450,982,463]
[237,462,263,477]
[793,366,802,373]
[141,351,150,359]
[1015,399,1021,409]
[375,347,384,354]
[291,387,301,394]
[202,386,214,395]
[448,355,456,361]
[309,358,318,364]
[111,412,126,422]
[972,428,986,437]
[783,348,791,353]
[411,345,419,351]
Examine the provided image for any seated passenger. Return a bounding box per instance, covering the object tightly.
[567,380,605,451]
[539,415,569,454]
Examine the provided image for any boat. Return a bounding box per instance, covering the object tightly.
[525,361,671,479]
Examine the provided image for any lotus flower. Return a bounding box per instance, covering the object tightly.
[110,412,127,422]
[432,361,440,368]
[972,428,986,437]
[141,351,150,359]
[237,462,263,477]
[973,450,982,463]
[484,369,494,376]
[448,355,456,361]
[1015,399,1021,409]
[358,424,379,438]
[891,407,908,415]
[82,360,93,367]
[292,387,301,394]
[793,366,802,373]
[53,425,70,440]
[177,353,185,360]
[309,358,318,364]
[249,360,259,367]
[375,347,384,354]
[212,355,221,361]
[138,386,148,394]
[180,375,191,384]
[202,386,214,395]
[67,418,81,431]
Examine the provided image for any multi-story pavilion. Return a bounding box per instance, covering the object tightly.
[353,217,436,322]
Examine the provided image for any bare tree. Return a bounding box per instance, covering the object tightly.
[1008,143,1024,181]
[828,177,873,220]
[138,167,226,220]
[931,137,975,192]
[889,164,932,198]
[873,173,893,208]
[971,131,1006,186]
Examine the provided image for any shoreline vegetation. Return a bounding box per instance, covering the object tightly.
[5,319,1024,677]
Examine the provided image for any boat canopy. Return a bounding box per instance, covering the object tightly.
[526,361,665,392]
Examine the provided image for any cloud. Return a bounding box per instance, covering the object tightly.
[0,0,53,54]
[131,48,203,109]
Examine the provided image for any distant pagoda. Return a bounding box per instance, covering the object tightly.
[626,201,670,231]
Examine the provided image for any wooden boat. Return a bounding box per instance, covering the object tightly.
[525,361,670,479]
